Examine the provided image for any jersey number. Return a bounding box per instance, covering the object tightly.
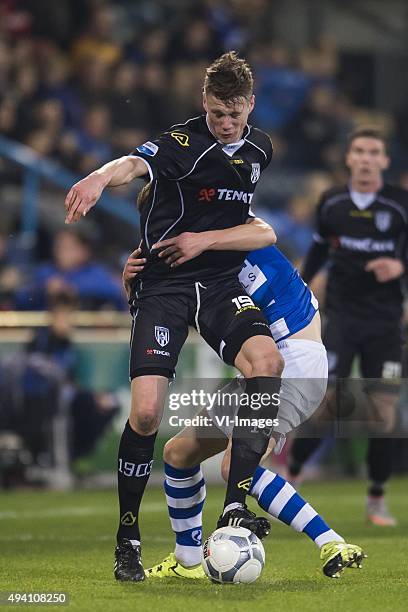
[232,296,255,310]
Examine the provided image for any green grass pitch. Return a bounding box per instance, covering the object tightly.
[0,478,407,611]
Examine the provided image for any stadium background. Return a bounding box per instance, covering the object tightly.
[0,2,407,609]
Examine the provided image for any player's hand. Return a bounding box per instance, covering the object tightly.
[365,257,405,282]
[46,276,76,297]
[122,248,146,298]
[152,232,211,267]
[64,174,106,224]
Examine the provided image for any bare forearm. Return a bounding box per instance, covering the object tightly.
[65,156,149,223]
[203,218,276,251]
[93,156,148,187]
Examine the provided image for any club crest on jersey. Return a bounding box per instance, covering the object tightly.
[375,211,391,232]
[170,131,189,147]
[155,326,169,347]
[251,162,261,183]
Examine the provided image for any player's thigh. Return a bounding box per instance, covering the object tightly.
[360,323,402,381]
[197,279,277,370]
[264,339,328,457]
[129,292,189,380]
[323,314,356,378]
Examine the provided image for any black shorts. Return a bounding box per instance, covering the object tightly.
[129,277,272,379]
[323,313,403,393]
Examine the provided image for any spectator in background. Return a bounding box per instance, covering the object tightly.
[13,63,41,140]
[284,85,339,169]
[126,26,169,66]
[15,228,126,311]
[0,291,120,481]
[0,228,24,310]
[250,42,312,131]
[0,95,18,140]
[25,292,120,463]
[205,0,273,53]
[40,53,82,128]
[168,17,222,64]
[139,62,178,132]
[74,56,113,106]
[108,62,149,154]
[71,4,122,69]
[171,61,208,119]
[73,103,113,174]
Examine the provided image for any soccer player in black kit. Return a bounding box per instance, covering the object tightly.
[65,52,284,581]
[288,128,407,526]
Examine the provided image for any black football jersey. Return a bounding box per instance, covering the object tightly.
[315,184,408,319]
[130,115,273,282]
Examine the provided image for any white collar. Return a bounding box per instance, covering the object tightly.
[350,190,376,210]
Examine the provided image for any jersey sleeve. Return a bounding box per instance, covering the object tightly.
[129,131,195,181]
[301,193,331,283]
[314,193,331,242]
[262,134,273,170]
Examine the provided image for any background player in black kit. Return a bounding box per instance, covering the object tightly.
[65,52,284,581]
[288,128,408,526]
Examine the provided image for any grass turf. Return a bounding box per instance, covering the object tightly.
[0,478,407,611]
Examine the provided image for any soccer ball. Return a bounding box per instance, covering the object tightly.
[202,526,265,584]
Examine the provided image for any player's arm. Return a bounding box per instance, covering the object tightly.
[152,217,277,268]
[301,237,330,283]
[65,156,148,224]
[301,194,331,283]
[196,217,276,251]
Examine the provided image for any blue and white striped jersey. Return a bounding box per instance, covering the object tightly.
[239,245,318,341]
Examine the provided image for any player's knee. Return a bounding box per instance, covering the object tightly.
[130,406,161,435]
[164,438,199,468]
[164,439,187,468]
[378,410,397,433]
[368,393,398,433]
[250,351,284,377]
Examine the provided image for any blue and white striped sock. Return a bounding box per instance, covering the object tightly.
[250,466,344,548]
[164,463,206,567]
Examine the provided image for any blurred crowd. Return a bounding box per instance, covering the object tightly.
[1,0,408,312]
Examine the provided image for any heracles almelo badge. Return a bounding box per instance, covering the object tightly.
[251,163,260,183]
[155,326,170,347]
[375,211,391,232]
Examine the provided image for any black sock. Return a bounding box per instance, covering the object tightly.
[367,437,393,497]
[289,438,322,476]
[224,377,280,509]
[116,420,157,543]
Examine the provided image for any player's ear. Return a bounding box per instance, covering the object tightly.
[248,94,255,113]
[381,154,391,171]
[202,91,207,112]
